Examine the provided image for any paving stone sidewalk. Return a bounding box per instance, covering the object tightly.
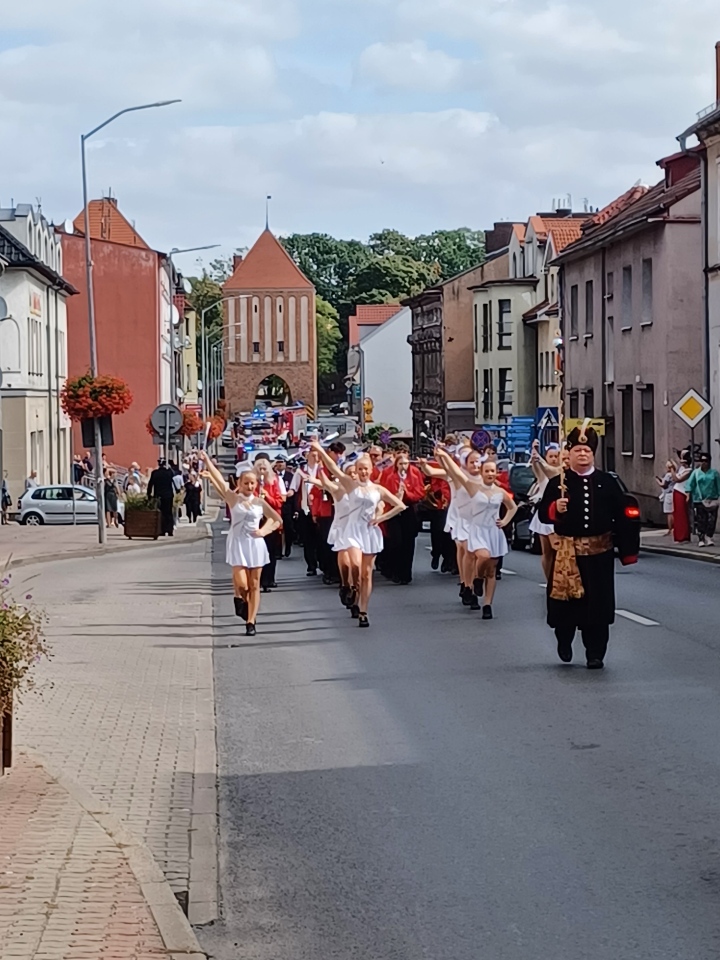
[0,755,170,960]
[10,535,217,932]
[641,527,720,562]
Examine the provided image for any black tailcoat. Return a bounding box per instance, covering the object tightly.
[539,469,636,629]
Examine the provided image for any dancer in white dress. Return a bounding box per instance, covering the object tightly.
[201,454,282,636]
[311,442,405,628]
[303,462,358,609]
[436,451,517,619]
[528,441,562,582]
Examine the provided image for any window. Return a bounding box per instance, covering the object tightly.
[498,367,513,418]
[498,299,512,350]
[606,271,614,300]
[622,266,633,328]
[475,368,480,417]
[585,280,594,336]
[277,340,285,354]
[58,330,66,377]
[641,386,654,455]
[570,284,579,337]
[252,341,260,354]
[482,304,492,353]
[473,304,478,353]
[568,390,579,419]
[482,369,493,420]
[605,316,615,383]
[621,387,634,454]
[583,389,594,418]
[641,258,653,325]
[512,253,517,278]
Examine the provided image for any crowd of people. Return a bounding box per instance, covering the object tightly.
[206,420,641,670]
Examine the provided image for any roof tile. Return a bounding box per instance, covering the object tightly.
[224,230,314,291]
[73,198,148,248]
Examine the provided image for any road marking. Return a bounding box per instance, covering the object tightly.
[501,569,517,576]
[616,609,659,627]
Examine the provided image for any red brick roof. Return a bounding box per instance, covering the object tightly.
[512,223,526,242]
[223,230,314,291]
[73,198,148,248]
[589,185,649,227]
[545,219,586,252]
[352,305,401,325]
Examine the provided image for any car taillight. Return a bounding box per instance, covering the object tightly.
[625,505,641,519]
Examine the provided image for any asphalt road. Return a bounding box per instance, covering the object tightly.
[200,532,720,960]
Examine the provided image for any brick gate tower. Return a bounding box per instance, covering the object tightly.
[222,230,317,416]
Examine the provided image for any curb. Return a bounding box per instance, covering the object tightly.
[3,515,215,571]
[23,750,208,960]
[641,543,720,564]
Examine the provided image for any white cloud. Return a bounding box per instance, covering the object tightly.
[357,41,465,92]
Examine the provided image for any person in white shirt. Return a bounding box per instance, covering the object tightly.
[289,449,321,575]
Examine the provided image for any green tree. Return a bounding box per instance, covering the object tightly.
[316,296,343,376]
[348,255,438,304]
[187,273,224,333]
[281,233,371,310]
[413,228,485,279]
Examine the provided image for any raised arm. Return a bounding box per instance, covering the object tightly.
[310,441,343,480]
[418,458,446,478]
[436,448,474,494]
[200,459,234,504]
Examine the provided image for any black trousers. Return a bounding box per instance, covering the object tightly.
[429,509,456,570]
[281,503,295,556]
[555,624,610,663]
[261,530,282,588]
[296,511,318,572]
[158,496,174,536]
[385,509,418,583]
[316,516,339,581]
[694,502,719,539]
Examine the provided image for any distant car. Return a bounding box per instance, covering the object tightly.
[221,427,235,447]
[329,402,349,415]
[18,485,99,525]
[305,421,323,439]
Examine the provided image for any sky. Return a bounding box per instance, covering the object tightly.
[0,0,717,272]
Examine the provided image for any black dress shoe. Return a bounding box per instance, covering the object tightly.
[461,586,473,606]
[234,597,248,621]
[431,556,440,571]
[358,613,369,628]
[350,603,360,619]
[440,561,449,573]
[270,581,278,589]
[470,595,480,611]
[245,623,257,636]
[587,659,604,670]
[482,605,493,620]
[473,578,484,597]
[557,641,573,663]
[306,569,317,577]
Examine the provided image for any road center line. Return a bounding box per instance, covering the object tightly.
[616,609,659,627]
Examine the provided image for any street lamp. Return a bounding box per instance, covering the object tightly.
[167,244,219,405]
[199,297,236,421]
[81,99,181,544]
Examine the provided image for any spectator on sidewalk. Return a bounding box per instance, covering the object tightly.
[147,460,176,537]
[72,455,85,484]
[82,452,93,476]
[686,453,720,547]
[104,469,120,528]
[184,472,202,523]
[1,476,11,524]
[123,462,142,493]
[656,461,675,536]
[25,470,38,491]
[671,451,692,543]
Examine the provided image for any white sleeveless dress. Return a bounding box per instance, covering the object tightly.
[450,485,472,543]
[466,488,509,558]
[226,497,270,569]
[336,484,383,555]
[329,493,351,551]
[529,476,554,536]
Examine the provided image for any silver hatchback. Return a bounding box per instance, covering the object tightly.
[18,485,99,525]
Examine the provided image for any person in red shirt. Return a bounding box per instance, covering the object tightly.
[379,446,426,584]
[253,454,285,592]
[310,441,346,584]
[368,445,385,482]
[426,469,457,574]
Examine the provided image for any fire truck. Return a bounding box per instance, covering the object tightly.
[277,405,308,448]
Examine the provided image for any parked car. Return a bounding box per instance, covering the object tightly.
[18,485,99,525]
[221,427,235,447]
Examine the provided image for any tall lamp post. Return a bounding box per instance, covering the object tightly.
[200,297,236,422]
[167,244,219,407]
[81,99,181,544]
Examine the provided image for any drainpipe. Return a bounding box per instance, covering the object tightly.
[701,148,711,452]
[54,285,62,482]
[45,284,54,482]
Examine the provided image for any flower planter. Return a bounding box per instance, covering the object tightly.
[124,509,162,539]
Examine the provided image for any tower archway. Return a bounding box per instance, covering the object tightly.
[256,374,292,407]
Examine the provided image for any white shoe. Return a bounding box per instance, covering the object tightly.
[698,537,707,547]
[706,539,715,547]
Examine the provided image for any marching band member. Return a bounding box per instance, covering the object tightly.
[538,423,638,669]
[253,454,285,592]
[311,442,405,628]
[200,455,282,637]
[379,448,426,584]
[529,441,562,582]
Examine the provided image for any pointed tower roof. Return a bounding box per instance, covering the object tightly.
[73,197,148,248]
[223,229,314,291]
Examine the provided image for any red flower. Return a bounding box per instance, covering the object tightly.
[61,373,133,421]
[207,416,225,441]
[179,411,204,437]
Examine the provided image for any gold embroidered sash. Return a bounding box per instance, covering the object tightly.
[550,533,613,601]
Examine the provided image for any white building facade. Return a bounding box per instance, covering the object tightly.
[359,307,412,433]
[0,205,75,498]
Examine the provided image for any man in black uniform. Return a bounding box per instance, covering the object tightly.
[147,459,176,536]
[539,424,638,669]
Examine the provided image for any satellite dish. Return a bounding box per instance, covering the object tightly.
[0,296,7,319]
[63,219,75,235]
[182,278,192,295]
[171,304,180,326]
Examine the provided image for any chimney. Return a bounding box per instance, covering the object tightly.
[233,254,243,271]
[716,41,720,103]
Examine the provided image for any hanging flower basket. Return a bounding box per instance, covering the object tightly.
[179,410,204,437]
[61,373,133,422]
[207,416,225,441]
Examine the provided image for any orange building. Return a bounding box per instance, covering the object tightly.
[222,230,317,415]
[60,198,173,470]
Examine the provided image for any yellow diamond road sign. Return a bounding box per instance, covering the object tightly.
[672,389,712,429]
